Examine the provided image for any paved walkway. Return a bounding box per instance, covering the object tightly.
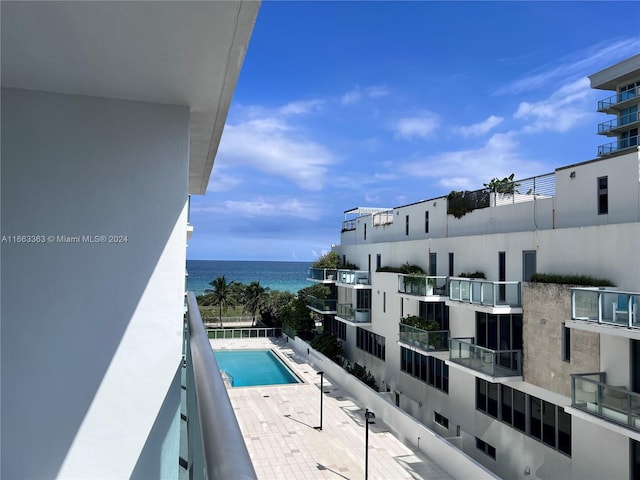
[210,337,454,480]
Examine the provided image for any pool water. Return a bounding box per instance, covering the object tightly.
[213,349,301,387]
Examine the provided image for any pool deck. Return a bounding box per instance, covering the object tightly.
[210,337,455,480]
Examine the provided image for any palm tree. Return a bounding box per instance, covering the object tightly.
[243,281,269,327]
[206,275,236,327]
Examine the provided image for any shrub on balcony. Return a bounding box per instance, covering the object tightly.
[377,262,425,274]
[458,271,486,279]
[340,262,360,270]
[530,273,615,287]
[312,251,340,268]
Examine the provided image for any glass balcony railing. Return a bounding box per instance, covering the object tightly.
[572,372,640,432]
[398,323,449,351]
[397,275,448,297]
[597,113,639,134]
[449,278,521,307]
[449,338,522,377]
[598,135,638,156]
[306,295,337,313]
[337,304,371,323]
[307,267,337,282]
[336,269,371,286]
[597,86,639,111]
[571,288,639,328]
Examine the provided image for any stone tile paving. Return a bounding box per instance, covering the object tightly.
[211,337,454,480]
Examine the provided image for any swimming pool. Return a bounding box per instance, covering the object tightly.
[213,349,301,387]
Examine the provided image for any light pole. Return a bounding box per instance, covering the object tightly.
[364,408,375,480]
[316,371,324,431]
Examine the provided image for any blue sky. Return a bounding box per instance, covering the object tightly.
[188,1,640,261]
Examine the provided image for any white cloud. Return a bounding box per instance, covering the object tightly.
[455,115,504,138]
[402,132,544,190]
[392,112,439,140]
[514,77,593,133]
[206,171,242,192]
[218,116,336,191]
[279,100,324,115]
[222,197,322,218]
[341,84,390,105]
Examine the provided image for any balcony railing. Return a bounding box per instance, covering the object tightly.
[337,304,371,323]
[572,372,640,432]
[184,292,257,479]
[598,135,638,156]
[341,219,356,232]
[397,274,448,297]
[336,269,371,286]
[571,288,639,328]
[398,323,449,351]
[306,295,337,313]
[597,112,639,134]
[307,267,337,282]
[449,338,522,377]
[597,86,639,111]
[449,278,522,307]
[372,209,394,226]
[206,327,282,339]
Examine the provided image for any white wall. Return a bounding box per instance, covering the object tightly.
[571,416,629,480]
[1,88,189,479]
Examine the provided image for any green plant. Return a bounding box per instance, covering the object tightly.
[313,251,340,268]
[484,173,520,194]
[447,190,473,218]
[344,362,378,390]
[530,273,615,287]
[459,271,486,279]
[310,333,343,363]
[340,261,360,270]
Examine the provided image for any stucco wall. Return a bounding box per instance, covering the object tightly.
[1,88,189,479]
[523,283,600,396]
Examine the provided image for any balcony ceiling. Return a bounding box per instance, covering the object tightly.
[1,1,260,194]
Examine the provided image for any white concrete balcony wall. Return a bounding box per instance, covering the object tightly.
[1,88,189,479]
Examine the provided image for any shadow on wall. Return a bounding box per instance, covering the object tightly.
[1,89,188,479]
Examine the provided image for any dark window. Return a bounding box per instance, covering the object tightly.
[419,302,449,329]
[542,401,557,448]
[364,223,367,240]
[501,385,513,425]
[383,292,386,313]
[429,252,437,276]
[376,254,382,270]
[558,408,572,456]
[400,347,448,393]
[598,176,608,215]
[562,324,570,362]
[530,397,542,440]
[513,389,526,433]
[425,211,429,233]
[475,438,496,460]
[357,327,385,361]
[448,252,454,277]
[434,412,449,429]
[405,215,409,236]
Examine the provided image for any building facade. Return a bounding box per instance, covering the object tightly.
[309,54,640,479]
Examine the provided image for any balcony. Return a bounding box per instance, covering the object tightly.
[597,86,639,112]
[397,274,448,298]
[572,372,640,432]
[306,295,337,314]
[398,323,449,352]
[336,269,371,287]
[571,288,639,329]
[449,338,522,377]
[598,135,638,156]
[597,113,639,136]
[448,278,522,310]
[307,267,337,283]
[336,304,371,324]
[184,292,257,478]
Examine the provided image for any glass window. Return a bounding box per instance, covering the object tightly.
[420,353,427,382]
[477,378,487,412]
[558,408,572,456]
[434,412,449,429]
[598,176,608,215]
[562,323,571,362]
[542,401,557,448]
[405,215,409,236]
[487,382,499,418]
[513,389,526,433]
[501,385,513,425]
[530,397,542,440]
[425,211,429,233]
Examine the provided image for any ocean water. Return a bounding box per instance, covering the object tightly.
[186,260,313,296]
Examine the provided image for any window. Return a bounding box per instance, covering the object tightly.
[425,211,429,233]
[357,327,385,360]
[383,292,386,313]
[562,323,570,362]
[418,301,449,330]
[364,223,367,240]
[475,438,496,460]
[475,313,523,371]
[328,318,346,340]
[598,176,608,215]
[429,252,437,276]
[448,252,454,277]
[376,254,381,270]
[478,380,571,456]
[405,215,409,236]
[400,347,449,393]
[434,412,449,429]
[620,105,638,127]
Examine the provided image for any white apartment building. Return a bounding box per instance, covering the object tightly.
[1,2,260,479]
[309,54,640,479]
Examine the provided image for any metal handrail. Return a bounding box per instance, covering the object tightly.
[185,292,257,479]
